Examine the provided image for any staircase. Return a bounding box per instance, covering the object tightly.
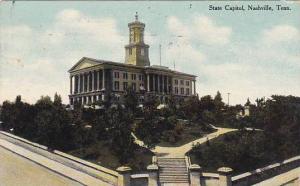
[157,157,189,185]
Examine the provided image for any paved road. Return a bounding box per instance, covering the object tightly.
[0,146,83,186]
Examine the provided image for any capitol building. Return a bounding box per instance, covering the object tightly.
[68,14,197,105]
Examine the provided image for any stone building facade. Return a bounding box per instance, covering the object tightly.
[68,14,196,105]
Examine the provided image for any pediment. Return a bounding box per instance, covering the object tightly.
[69,57,100,72]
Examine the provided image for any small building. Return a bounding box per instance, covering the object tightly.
[68,14,197,105]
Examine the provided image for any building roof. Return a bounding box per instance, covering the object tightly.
[69,57,197,78]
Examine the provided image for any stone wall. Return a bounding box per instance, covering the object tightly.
[130,174,148,186]
[186,155,300,186]
[232,156,300,186]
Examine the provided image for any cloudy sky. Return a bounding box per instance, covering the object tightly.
[0,1,299,105]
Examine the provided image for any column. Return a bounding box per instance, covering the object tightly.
[78,74,82,93]
[189,164,202,186]
[97,70,100,90]
[116,166,131,186]
[218,167,233,186]
[78,74,81,93]
[193,80,196,95]
[147,73,150,92]
[147,164,158,186]
[92,71,95,91]
[74,75,77,94]
[87,72,90,92]
[70,75,73,94]
[152,74,155,92]
[83,73,85,93]
[162,75,165,94]
[158,75,160,93]
[102,69,105,90]
[166,76,169,94]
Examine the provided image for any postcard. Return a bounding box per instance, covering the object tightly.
[0,1,299,186]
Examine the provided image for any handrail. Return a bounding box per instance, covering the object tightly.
[131,173,149,178]
[232,155,300,182]
[185,156,191,171]
[202,172,220,178]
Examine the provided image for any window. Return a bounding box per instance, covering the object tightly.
[123,82,128,90]
[114,72,119,78]
[180,80,184,85]
[131,73,136,80]
[141,49,144,56]
[114,81,119,90]
[175,87,178,94]
[129,48,132,55]
[132,83,136,91]
[139,74,143,81]
[174,79,178,85]
[180,88,184,95]
[186,81,190,86]
[130,30,134,42]
[123,72,128,79]
[186,88,189,95]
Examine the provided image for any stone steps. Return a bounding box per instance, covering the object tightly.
[157,157,189,184]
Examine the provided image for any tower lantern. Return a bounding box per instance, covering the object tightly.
[125,13,150,66]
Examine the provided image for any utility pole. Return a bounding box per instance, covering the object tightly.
[227,92,230,106]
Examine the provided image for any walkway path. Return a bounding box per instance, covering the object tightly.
[133,126,238,157]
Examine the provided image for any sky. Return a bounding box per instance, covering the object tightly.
[0,1,299,105]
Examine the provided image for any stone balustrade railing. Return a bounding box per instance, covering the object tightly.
[2,131,299,186]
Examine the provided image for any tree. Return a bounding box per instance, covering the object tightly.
[199,95,215,111]
[0,101,15,131]
[106,103,136,164]
[123,87,139,114]
[180,95,201,121]
[214,91,224,110]
[53,93,62,106]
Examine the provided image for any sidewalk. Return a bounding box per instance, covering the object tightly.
[133,127,238,157]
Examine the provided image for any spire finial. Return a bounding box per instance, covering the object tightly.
[135,12,138,21]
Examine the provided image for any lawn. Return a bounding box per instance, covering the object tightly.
[187,129,299,175]
[157,121,217,147]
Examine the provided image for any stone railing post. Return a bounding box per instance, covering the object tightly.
[147,164,159,186]
[189,164,202,186]
[218,167,233,186]
[116,166,132,186]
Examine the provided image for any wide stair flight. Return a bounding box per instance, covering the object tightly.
[157,157,189,185]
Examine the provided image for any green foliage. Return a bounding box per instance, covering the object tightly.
[189,95,300,174]
[123,87,139,114]
[106,103,136,164]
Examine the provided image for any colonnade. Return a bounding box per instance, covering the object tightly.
[69,70,197,105]
[146,73,196,95]
[70,69,105,95]
[146,73,172,94]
